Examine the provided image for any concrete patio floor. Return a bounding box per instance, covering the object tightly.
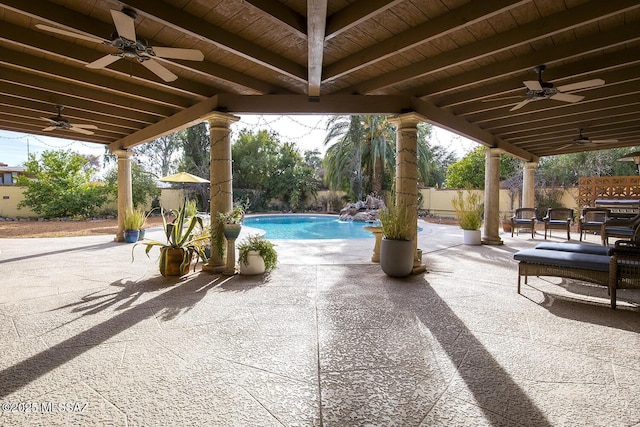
[0,221,639,426]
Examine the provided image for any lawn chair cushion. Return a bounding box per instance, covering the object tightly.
[513,249,610,272]
[534,242,611,256]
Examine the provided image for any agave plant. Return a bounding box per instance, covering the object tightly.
[133,200,210,276]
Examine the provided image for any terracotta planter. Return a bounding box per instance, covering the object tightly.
[159,247,193,277]
[380,238,413,277]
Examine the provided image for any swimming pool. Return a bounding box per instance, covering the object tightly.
[243,215,376,240]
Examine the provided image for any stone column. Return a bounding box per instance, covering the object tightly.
[522,161,537,209]
[113,149,134,242]
[482,148,503,245]
[388,112,426,274]
[203,112,240,271]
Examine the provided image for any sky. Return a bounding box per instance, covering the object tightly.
[0,115,478,167]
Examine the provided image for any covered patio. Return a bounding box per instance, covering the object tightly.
[1,0,639,252]
[1,224,639,425]
[1,2,640,424]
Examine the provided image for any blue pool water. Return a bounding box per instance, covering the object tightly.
[243,215,376,240]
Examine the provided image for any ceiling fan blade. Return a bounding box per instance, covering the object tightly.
[523,80,542,91]
[35,24,104,43]
[152,47,204,61]
[86,54,121,69]
[110,9,137,41]
[71,124,98,129]
[141,59,178,82]
[69,126,95,135]
[510,99,532,111]
[42,126,57,132]
[550,92,584,103]
[40,117,57,124]
[556,79,605,92]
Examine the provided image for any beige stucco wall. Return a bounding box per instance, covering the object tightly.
[0,185,585,219]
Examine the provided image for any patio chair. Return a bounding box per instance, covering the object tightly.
[601,212,640,246]
[609,239,640,309]
[578,207,610,242]
[543,208,573,240]
[511,208,537,239]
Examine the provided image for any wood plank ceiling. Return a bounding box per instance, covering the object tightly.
[0,0,639,162]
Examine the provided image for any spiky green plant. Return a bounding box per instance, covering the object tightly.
[133,200,210,275]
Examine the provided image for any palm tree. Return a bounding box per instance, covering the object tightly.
[323,115,395,200]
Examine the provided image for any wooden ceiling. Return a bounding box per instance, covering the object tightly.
[1,0,639,162]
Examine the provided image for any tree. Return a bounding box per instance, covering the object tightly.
[179,123,210,210]
[104,162,160,209]
[323,115,395,200]
[17,150,108,218]
[134,132,183,178]
[232,130,320,211]
[445,146,522,189]
[416,123,456,187]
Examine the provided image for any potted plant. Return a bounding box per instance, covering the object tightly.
[133,200,209,277]
[500,211,512,233]
[378,201,413,277]
[123,207,146,243]
[452,188,483,245]
[211,205,245,259]
[237,234,278,275]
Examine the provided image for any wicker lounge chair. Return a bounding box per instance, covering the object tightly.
[514,240,640,309]
[511,208,537,239]
[543,208,573,240]
[577,207,609,242]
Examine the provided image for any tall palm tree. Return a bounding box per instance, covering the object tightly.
[323,115,395,200]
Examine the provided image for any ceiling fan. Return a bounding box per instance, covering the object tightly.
[509,65,605,111]
[40,105,98,135]
[36,8,204,82]
[557,128,618,150]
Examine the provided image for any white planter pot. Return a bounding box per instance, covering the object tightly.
[463,229,482,245]
[239,250,266,275]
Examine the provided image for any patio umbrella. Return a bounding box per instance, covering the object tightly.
[159,172,210,206]
[159,172,210,184]
[617,150,640,175]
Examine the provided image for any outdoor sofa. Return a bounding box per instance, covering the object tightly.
[513,241,640,309]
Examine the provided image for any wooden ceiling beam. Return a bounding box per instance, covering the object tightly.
[0,82,155,126]
[244,0,307,38]
[0,99,136,135]
[307,0,328,97]
[435,50,640,109]
[325,0,404,40]
[407,97,538,162]
[324,0,528,82]
[0,94,142,134]
[124,0,308,83]
[0,49,194,109]
[0,66,174,119]
[475,83,640,127]
[347,0,640,94]
[0,0,278,95]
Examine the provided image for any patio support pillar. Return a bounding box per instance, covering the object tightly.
[482,148,503,245]
[113,149,134,242]
[388,112,426,274]
[522,161,537,209]
[204,111,240,272]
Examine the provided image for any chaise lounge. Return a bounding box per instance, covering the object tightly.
[513,241,639,309]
